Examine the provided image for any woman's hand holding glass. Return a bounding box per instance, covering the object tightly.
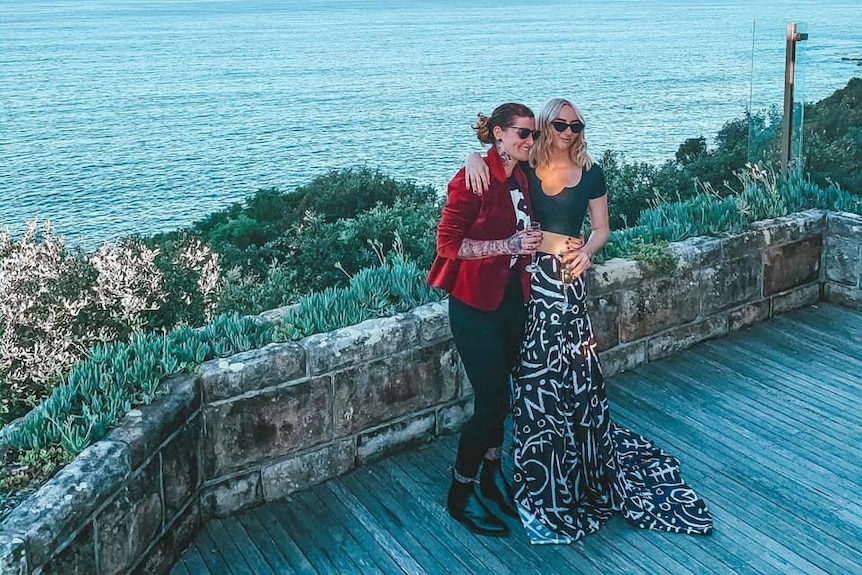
[508,227,543,256]
[559,243,592,281]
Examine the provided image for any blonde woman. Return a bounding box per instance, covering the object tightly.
[465,98,713,544]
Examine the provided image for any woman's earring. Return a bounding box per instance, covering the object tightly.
[496,139,512,166]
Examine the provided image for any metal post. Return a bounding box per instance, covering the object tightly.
[780,23,808,177]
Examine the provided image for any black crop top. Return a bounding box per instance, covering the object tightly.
[524,162,607,237]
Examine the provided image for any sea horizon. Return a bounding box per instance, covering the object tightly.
[1,0,859,248]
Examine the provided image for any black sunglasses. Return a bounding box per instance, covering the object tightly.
[507,126,541,140]
[551,120,585,134]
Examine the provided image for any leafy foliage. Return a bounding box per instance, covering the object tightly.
[150,167,439,281]
[0,223,221,424]
[600,79,860,229]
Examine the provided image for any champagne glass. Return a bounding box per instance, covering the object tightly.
[557,254,574,312]
[524,221,541,274]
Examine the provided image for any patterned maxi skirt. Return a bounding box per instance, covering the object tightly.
[512,254,713,544]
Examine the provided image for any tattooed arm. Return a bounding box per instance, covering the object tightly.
[437,170,541,260]
[457,233,535,259]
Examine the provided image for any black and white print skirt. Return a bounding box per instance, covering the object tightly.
[512,253,713,544]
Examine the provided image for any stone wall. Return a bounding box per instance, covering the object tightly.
[822,212,862,308]
[2,209,859,575]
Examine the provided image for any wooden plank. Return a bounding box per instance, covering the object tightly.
[731,323,862,384]
[610,372,862,509]
[167,558,192,575]
[609,373,862,543]
[266,498,347,575]
[414,435,665,575]
[179,546,212,575]
[695,342,857,431]
[358,463,490,575]
[234,511,303,575]
[203,518,260,575]
[252,504,320,575]
[611,399,862,575]
[645,360,861,483]
[324,480,430,575]
[712,336,862,408]
[607,393,861,575]
[337,469,466,575]
[292,488,386,575]
[190,528,233,575]
[217,516,279,575]
[770,313,862,360]
[377,455,526,575]
[281,493,377,575]
[399,444,562,575]
[313,470,417,575]
[661,353,860,463]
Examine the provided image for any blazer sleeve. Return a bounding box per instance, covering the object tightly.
[436,169,482,260]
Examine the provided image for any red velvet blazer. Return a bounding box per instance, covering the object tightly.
[427,147,533,311]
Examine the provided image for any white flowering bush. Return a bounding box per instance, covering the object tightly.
[0,221,222,424]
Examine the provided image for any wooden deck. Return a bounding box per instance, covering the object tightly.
[169,304,862,575]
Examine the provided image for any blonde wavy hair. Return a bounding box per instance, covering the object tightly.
[530,98,592,170]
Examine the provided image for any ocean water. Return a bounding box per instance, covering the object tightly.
[1,0,859,248]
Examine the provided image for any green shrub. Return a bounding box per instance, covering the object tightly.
[802,77,862,193]
[285,198,440,293]
[0,224,223,425]
[4,313,272,455]
[597,166,862,268]
[274,253,445,342]
[163,167,439,278]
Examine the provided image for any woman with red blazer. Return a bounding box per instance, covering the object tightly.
[427,103,542,537]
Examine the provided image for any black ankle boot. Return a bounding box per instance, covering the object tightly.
[447,474,509,536]
[479,458,518,519]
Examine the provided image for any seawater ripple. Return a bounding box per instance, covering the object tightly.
[1,0,859,248]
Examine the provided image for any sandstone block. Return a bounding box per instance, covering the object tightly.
[1,441,130,568]
[753,210,825,246]
[598,341,646,378]
[824,283,862,310]
[588,258,644,296]
[824,236,861,286]
[436,398,474,435]
[589,294,620,351]
[200,471,262,519]
[161,416,202,522]
[726,301,771,332]
[130,500,201,575]
[106,373,199,469]
[618,271,700,342]
[672,236,724,269]
[333,349,452,437]
[764,237,822,295]
[697,254,762,315]
[825,211,862,237]
[200,342,306,402]
[0,534,27,575]
[261,439,356,501]
[647,317,727,361]
[411,300,450,343]
[204,377,331,478]
[95,457,162,575]
[304,314,418,374]
[772,284,821,315]
[39,524,95,575]
[719,229,767,259]
[357,412,436,465]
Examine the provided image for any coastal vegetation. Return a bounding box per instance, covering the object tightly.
[1,77,860,518]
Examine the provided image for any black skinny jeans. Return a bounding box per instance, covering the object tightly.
[448,272,526,478]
